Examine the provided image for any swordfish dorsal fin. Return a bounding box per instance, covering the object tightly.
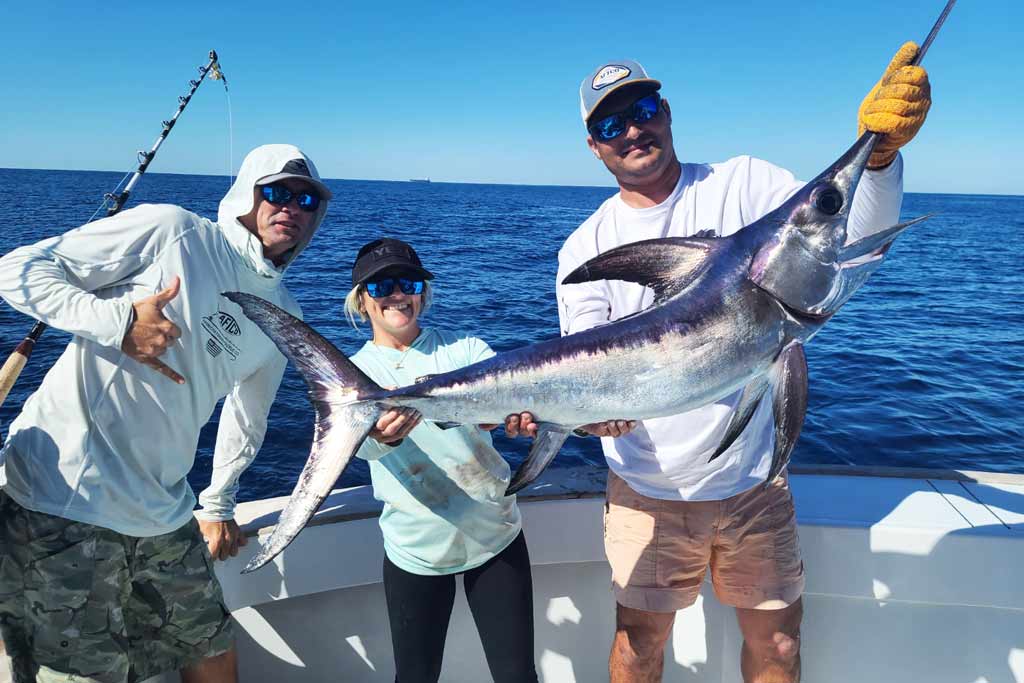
[561,236,719,303]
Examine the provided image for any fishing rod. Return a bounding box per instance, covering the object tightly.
[0,50,228,408]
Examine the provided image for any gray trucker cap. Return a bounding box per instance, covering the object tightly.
[257,157,333,201]
[579,59,661,125]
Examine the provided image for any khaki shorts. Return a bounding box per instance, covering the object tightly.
[604,470,804,613]
[0,490,234,683]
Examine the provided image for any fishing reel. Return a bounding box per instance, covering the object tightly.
[207,49,226,83]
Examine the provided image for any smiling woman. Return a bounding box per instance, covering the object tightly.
[343,239,435,345]
[331,237,542,682]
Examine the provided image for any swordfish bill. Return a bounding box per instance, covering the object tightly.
[223,127,930,573]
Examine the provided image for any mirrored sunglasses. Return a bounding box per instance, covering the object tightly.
[588,93,662,142]
[365,277,425,298]
[260,184,321,212]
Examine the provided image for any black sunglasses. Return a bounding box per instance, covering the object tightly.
[588,93,662,142]
[260,184,321,212]
[365,277,425,298]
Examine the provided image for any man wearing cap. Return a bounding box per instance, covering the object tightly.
[0,144,331,682]
[559,49,930,682]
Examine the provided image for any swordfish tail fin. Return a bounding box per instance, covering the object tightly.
[222,292,382,573]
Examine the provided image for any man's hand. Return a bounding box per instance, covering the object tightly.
[198,518,248,561]
[858,41,931,169]
[494,411,538,438]
[579,420,637,438]
[121,276,185,384]
[369,407,422,444]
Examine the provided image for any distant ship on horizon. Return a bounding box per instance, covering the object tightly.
[409,177,431,183]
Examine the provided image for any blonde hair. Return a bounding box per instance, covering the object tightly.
[344,280,434,330]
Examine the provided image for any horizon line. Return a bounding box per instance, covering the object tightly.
[1,166,1020,199]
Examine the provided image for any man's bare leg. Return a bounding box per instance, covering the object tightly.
[735,598,803,683]
[180,646,238,683]
[609,603,676,683]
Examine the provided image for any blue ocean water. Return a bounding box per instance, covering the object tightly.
[0,168,1021,505]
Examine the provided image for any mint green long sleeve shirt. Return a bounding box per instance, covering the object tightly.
[351,327,522,576]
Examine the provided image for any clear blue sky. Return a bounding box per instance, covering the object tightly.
[3,0,1021,195]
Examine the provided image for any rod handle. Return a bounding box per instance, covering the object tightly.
[0,339,34,409]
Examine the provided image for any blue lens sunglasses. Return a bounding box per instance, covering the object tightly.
[365,277,425,298]
[260,184,322,212]
[588,93,662,142]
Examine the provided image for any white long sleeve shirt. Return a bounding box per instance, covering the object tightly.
[556,154,903,501]
[0,145,327,535]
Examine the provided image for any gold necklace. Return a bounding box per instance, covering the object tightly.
[390,330,422,369]
[393,344,415,369]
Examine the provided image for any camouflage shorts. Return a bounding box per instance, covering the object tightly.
[0,490,234,683]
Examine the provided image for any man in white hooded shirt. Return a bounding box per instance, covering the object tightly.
[558,48,930,683]
[0,144,330,683]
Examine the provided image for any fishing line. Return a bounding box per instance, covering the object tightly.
[206,56,234,189]
[226,89,235,188]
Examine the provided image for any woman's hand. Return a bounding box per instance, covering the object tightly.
[483,411,538,438]
[370,407,422,444]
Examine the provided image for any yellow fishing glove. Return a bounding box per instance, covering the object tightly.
[857,41,932,169]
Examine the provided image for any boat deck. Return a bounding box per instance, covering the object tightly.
[3,466,1022,681]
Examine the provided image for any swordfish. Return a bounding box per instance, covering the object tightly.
[223,129,927,573]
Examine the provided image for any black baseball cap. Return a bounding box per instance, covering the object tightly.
[351,238,434,287]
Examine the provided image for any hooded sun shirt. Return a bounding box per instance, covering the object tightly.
[0,144,328,536]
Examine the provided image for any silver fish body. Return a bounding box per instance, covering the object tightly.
[373,276,788,427]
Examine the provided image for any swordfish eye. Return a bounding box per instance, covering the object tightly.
[812,185,844,216]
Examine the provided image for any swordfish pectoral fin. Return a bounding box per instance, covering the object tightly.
[505,423,573,495]
[561,236,719,303]
[708,377,770,463]
[765,343,809,487]
[221,292,385,573]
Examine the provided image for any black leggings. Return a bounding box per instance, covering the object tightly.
[382,531,538,683]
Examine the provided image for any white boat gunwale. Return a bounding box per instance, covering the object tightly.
[233,463,1024,538]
